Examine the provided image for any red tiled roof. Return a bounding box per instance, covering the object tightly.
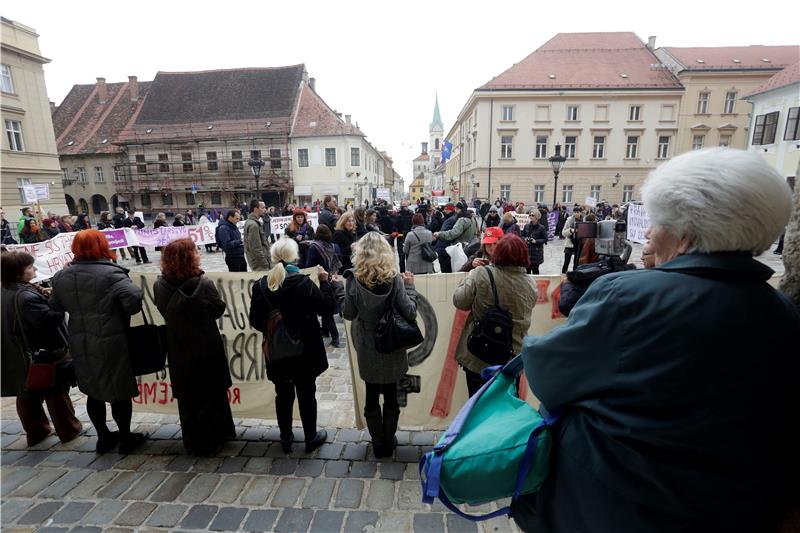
[53,80,151,155]
[291,84,364,137]
[480,32,682,90]
[414,153,430,161]
[662,45,799,71]
[746,60,800,97]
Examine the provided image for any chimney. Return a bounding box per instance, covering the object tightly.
[96,77,108,103]
[345,114,351,125]
[309,77,316,91]
[647,36,656,49]
[422,142,428,154]
[128,76,139,101]
[49,101,56,114]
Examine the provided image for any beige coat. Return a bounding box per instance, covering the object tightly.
[452,265,537,374]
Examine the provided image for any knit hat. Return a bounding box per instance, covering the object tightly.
[456,201,468,211]
[489,205,499,213]
[444,203,456,212]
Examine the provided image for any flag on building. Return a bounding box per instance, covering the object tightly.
[441,140,453,162]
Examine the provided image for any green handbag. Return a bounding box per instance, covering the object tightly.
[420,356,557,521]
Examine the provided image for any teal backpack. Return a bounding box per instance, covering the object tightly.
[419,356,558,521]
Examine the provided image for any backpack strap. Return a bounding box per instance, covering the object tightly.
[485,266,500,306]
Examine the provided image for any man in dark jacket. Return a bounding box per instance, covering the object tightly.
[319,196,338,232]
[395,202,414,273]
[377,206,396,247]
[434,205,457,273]
[122,211,149,264]
[216,210,246,272]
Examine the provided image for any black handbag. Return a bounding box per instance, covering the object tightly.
[259,278,305,365]
[374,283,423,354]
[127,310,168,376]
[467,267,516,366]
[410,231,438,262]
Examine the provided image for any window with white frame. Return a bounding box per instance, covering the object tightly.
[719,134,732,147]
[590,185,601,200]
[351,147,360,166]
[626,136,639,158]
[564,136,577,158]
[629,105,642,121]
[94,166,105,182]
[325,148,336,167]
[77,167,87,183]
[592,136,605,158]
[567,105,579,121]
[562,185,573,203]
[502,106,514,121]
[724,91,737,114]
[657,136,670,159]
[205,151,218,171]
[16,178,31,203]
[500,185,511,200]
[594,105,609,122]
[500,136,513,159]
[535,105,550,122]
[697,92,710,114]
[4,120,23,151]
[692,134,705,150]
[114,167,123,181]
[135,154,147,173]
[660,104,675,121]
[1,65,14,93]
[158,153,170,172]
[622,185,634,203]
[785,107,800,141]
[231,150,243,170]
[269,149,281,169]
[182,152,193,172]
[298,148,309,167]
[535,135,548,159]
[534,185,545,203]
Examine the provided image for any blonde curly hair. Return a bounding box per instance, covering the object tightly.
[352,232,397,289]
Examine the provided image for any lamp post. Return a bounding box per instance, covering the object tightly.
[548,143,566,207]
[248,156,265,201]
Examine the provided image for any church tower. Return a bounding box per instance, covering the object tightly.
[429,94,444,188]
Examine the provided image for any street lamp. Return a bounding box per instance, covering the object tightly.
[248,156,265,201]
[548,144,566,207]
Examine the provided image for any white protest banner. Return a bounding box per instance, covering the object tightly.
[133,224,216,248]
[22,185,39,204]
[269,212,319,235]
[33,184,50,200]
[585,196,598,208]
[377,188,391,202]
[626,203,650,244]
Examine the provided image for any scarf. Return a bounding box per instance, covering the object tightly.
[283,262,300,273]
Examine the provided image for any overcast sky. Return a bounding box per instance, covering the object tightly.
[4,0,798,185]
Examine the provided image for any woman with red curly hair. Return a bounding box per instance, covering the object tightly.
[153,238,235,455]
[49,229,147,453]
[453,233,537,396]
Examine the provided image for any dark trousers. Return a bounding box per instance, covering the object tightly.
[364,382,399,414]
[118,247,128,259]
[464,368,487,398]
[396,236,406,272]
[321,313,338,340]
[364,382,400,454]
[225,256,247,272]
[437,249,452,273]
[86,397,133,437]
[562,248,578,274]
[775,231,785,254]
[131,246,149,263]
[16,388,82,445]
[527,265,540,275]
[205,243,215,253]
[274,378,317,441]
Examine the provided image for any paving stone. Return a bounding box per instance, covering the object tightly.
[51,502,94,524]
[69,527,103,533]
[2,420,23,433]
[405,463,421,480]
[209,506,248,531]
[301,477,335,509]
[122,471,168,500]
[12,467,67,497]
[480,516,516,533]
[218,456,249,474]
[40,451,78,467]
[114,454,149,470]
[239,477,276,506]
[243,457,272,473]
[15,450,50,467]
[16,501,65,524]
[324,460,350,478]
[336,428,362,442]
[65,452,97,469]
[447,514,480,533]
[166,455,196,472]
[146,504,188,528]
[28,434,61,450]
[344,510,379,532]
[0,434,22,449]
[349,461,377,478]
[241,442,270,457]
[97,472,143,499]
[40,470,92,498]
[274,508,313,533]
[114,502,157,526]
[411,431,438,446]
[87,453,123,470]
[334,478,363,508]
[309,510,345,533]
[241,427,267,441]
[0,450,25,465]
[414,512,445,533]
[265,442,292,458]
[271,478,306,507]
[73,437,100,452]
[138,455,174,471]
[269,458,298,475]
[376,511,412,532]
[242,509,279,532]
[1,499,33,523]
[342,443,368,461]
[397,480,426,510]
[82,500,127,525]
[1,467,38,493]
[379,461,405,480]
[395,430,411,445]
[180,473,221,503]
[179,504,219,529]
[216,440,246,457]
[316,442,344,460]
[192,457,223,472]
[396,445,420,462]
[152,424,181,439]
[150,472,195,502]
[209,474,249,503]
[33,527,69,533]
[295,459,324,477]
[366,479,395,510]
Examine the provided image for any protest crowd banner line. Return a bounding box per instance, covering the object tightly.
[626,203,651,244]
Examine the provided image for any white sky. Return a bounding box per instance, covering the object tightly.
[4,0,798,185]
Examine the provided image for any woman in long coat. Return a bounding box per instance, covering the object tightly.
[402,213,435,275]
[521,209,548,274]
[154,238,235,455]
[343,232,418,458]
[249,238,335,454]
[333,211,358,274]
[49,230,146,454]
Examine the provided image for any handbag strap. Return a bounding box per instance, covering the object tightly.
[485,266,500,307]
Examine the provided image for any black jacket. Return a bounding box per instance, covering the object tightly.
[378,210,395,234]
[319,208,337,232]
[112,213,126,229]
[427,212,443,233]
[216,219,244,258]
[522,222,547,266]
[484,213,501,228]
[333,229,357,274]
[249,273,334,382]
[396,209,413,235]
[123,216,144,230]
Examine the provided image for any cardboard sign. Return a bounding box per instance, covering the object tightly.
[585,196,598,207]
[377,188,391,201]
[22,185,39,203]
[626,203,650,244]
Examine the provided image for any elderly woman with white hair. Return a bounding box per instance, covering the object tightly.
[513,148,800,533]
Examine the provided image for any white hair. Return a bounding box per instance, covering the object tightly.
[641,148,791,255]
[266,238,299,291]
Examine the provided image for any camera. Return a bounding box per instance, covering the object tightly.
[573,219,629,257]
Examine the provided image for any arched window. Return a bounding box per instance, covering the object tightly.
[435,138,440,150]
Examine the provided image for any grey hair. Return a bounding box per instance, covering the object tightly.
[641,148,791,255]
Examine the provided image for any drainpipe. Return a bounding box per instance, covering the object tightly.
[487,98,494,202]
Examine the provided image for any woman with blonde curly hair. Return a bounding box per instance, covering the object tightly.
[342,232,418,457]
[333,211,358,274]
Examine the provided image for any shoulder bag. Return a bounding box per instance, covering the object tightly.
[410,231,438,263]
[259,278,305,365]
[467,267,515,366]
[374,279,423,354]
[128,310,168,376]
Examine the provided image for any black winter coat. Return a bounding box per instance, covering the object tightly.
[396,209,413,235]
[484,213,501,228]
[319,208,337,232]
[522,222,547,266]
[216,219,244,258]
[333,229,357,274]
[249,273,334,382]
[153,274,231,400]
[427,213,443,233]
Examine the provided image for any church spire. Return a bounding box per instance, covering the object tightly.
[430,93,443,131]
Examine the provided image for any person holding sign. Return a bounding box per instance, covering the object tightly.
[285,208,315,267]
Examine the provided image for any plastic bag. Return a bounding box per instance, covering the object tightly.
[446,242,468,272]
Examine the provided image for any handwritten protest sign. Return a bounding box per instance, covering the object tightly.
[269,212,319,234]
[547,211,559,240]
[585,196,597,208]
[626,203,650,244]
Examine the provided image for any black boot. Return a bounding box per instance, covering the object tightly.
[382,406,400,458]
[304,429,327,453]
[364,407,386,458]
